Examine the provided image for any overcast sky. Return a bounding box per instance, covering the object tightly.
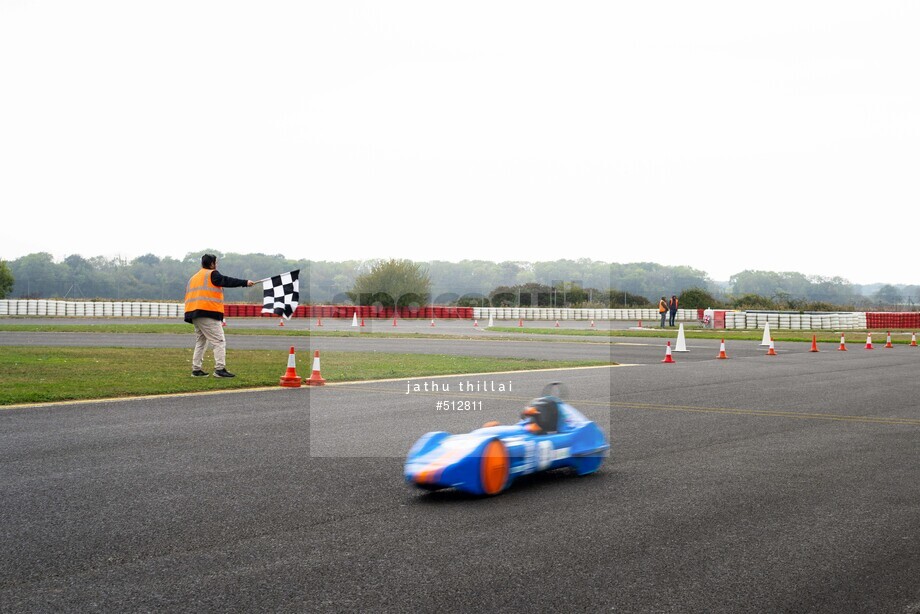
[1,1,917,284]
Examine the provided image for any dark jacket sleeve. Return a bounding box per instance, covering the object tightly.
[211,270,249,288]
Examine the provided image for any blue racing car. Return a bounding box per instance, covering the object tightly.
[404,383,610,496]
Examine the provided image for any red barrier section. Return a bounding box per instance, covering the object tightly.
[865,312,920,329]
[225,305,474,319]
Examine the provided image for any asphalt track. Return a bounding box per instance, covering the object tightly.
[1,322,919,612]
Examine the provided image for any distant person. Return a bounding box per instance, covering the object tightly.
[183,253,255,378]
[658,296,668,328]
[669,294,679,327]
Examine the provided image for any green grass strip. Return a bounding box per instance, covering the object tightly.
[0,347,610,406]
[0,323,545,341]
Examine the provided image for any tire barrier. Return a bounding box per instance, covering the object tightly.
[0,300,183,318]
[865,312,920,329]
[0,300,913,329]
[226,305,475,319]
[470,307,889,330]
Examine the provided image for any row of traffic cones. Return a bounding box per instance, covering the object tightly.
[661,331,919,362]
[662,338,730,362]
[279,347,325,388]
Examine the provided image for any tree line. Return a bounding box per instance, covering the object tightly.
[0,251,917,310]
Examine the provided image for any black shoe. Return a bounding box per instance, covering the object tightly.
[213,369,236,378]
[192,370,209,377]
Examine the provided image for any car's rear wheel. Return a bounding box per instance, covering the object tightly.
[480,439,509,495]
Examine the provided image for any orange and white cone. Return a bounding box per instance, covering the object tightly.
[392,316,398,327]
[884,331,893,348]
[911,333,917,347]
[717,339,728,359]
[279,346,303,388]
[555,320,560,327]
[865,332,874,350]
[590,320,596,328]
[766,338,777,356]
[810,334,819,353]
[316,317,323,327]
[360,318,365,327]
[518,319,524,328]
[305,350,326,386]
[278,317,285,327]
[473,319,478,327]
[431,319,436,327]
[661,341,675,363]
[838,334,847,351]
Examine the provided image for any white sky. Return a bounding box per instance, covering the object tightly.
[1,1,917,284]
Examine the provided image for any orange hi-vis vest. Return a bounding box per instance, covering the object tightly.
[184,269,224,315]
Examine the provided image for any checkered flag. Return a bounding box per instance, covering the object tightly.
[261,270,300,319]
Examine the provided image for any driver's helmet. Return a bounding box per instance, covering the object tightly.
[520,397,560,433]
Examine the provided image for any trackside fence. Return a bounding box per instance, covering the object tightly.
[1,300,917,330]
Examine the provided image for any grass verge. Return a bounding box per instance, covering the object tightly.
[0,347,611,406]
[0,323,545,341]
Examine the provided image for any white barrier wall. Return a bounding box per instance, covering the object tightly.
[0,300,184,318]
[471,307,872,329]
[0,301,883,329]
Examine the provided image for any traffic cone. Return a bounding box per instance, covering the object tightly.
[518,319,524,328]
[222,319,227,328]
[717,339,728,359]
[911,333,917,347]
[360,318,365,327]
[760,321,772,346]
[674,323,689,352]
[838,333,847,351]
[810,334,819,352]
[473,319,478,327]
[316,317,323,327]
[278,317,285,327]
[305,350,326,386]
[865,332,874,350]
[766,338,777,356]
[555,320,560,328]
[590,320,596,328]
[392,316,398,327]
[430,318,436,327]
[351,313,358,327]
[884,331,893,348]
[661,341,675,363]
[638,319,642,328]
[279,346,303,388]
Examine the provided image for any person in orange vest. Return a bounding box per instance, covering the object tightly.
[658,296,667,328]
[184,253,255,378]
[668,294,679,327]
